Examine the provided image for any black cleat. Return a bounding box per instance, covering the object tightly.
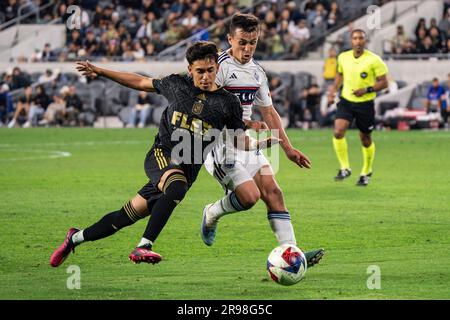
[334,168,352,181]
[356,173,372,186]
[304,248,325,268]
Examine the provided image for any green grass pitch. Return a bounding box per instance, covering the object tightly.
[0,128,449,300]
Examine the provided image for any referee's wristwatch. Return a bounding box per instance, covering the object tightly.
[366,86,375,93]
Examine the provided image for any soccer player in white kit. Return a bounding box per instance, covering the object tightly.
[201,13,324,266]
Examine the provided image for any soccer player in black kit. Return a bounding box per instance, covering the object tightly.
[50,41,278,267]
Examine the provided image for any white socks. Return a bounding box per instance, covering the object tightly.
[137,238,153,248]
[267,211,297,246]
[207,191,246,223]
[71,230,85,245]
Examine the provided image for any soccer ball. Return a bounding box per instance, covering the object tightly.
[266,244,307,286]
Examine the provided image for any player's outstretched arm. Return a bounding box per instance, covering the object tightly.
[244,119,269,132]
[75,60,156,92]
[233,133,281,151]
[258,105,311,169]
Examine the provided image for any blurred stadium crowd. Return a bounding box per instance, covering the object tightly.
[1,0,449,130]
[2,0,389,62]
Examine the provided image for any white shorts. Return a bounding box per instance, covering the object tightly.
[204,145,272,192]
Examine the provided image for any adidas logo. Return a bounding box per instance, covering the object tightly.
[229,73,237,79]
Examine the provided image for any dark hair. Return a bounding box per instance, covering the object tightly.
[351,29,367,37]
[228,13,260,35]
[185,41,218,65]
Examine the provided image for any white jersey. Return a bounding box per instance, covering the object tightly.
[204,49,273,191]
[216,49,272,120]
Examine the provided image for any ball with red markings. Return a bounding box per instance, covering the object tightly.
[266,245,307,286]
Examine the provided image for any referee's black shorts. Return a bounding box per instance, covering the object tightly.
[336,97,375,133]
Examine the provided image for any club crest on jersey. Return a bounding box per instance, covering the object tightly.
[254,72,259,81]
[192,100,204,115]
[360,72,368,79]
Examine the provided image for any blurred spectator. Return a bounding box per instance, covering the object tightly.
[264,10,277,30]
[31,43,56,62]
[440,73,450,129]
[289,19,310,43]
[39,92,66,126]
[418,36,438,54]
[337,22,354,52]
[11,67,31,90]
[428,26,444,52]
[391,25,408,54]
[181,10,199,32]
[84,30,99,56]
[438,11,450,39]
[326,1,340,29]
[64,85,84,126]
[0,84,13,127]
[443,38,450,53]
[319,84,337,127]
[128,91,156,128]
[401,39,418,54]
[415,18,428,40]
[323,47,337,87]
[265,28,285,59]
[288,88,303,128]
[268,75,289,117]
[4,0,19,22]
[425,78,445,113]
[302,84,321,129]
[24,85,50,128]
[307,3,327,36]
[38,69,56,84]
[8,86,33,128]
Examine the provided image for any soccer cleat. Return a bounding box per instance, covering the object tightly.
[201,204,217,246]
[356,172,372,187]
[49,227,79,267]
[304,248,325,268]
[334,168,352,181]
[129,245,162,264]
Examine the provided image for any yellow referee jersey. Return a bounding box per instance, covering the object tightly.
[337,49,388,103]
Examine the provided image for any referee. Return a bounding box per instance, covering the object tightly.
[328,29,388,186]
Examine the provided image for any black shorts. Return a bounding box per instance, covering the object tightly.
[138,146,181,202]
[137,146,201,202]
[336,97,375,133]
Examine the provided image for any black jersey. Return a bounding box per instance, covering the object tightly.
[148,74,245,185]
[152,74,244,159]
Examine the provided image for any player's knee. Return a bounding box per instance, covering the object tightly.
[237,188,260,208]
[162,173,188,202]
[360,135,372,147]
[334,130,345,139]
[262,185,284,203]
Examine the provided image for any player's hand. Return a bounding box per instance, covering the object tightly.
[352,88,367,97]
[76,60,99,78]
[286,148,311,169]
[245,120,269,132]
